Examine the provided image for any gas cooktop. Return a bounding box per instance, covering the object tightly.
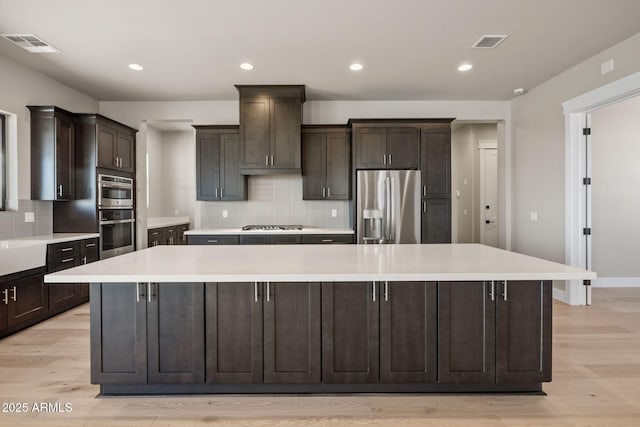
[241,225,303,231]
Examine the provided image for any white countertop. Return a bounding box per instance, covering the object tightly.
[12,233,100,244]
[45,243,596,283]
[147,217,190,229]
[184,227,354,235]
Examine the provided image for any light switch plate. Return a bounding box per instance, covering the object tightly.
[530,212,538,221]
[331,209,337,217]
[24,212,35,223]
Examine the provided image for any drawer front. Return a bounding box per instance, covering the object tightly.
[240,235,271,245]
[270,235,301,244]
[47,241,80,272]
[80,238,99,263]
[187,235,239,245]
[301,234,354,244]
[148,228,162,247]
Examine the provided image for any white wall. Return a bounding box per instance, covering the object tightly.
[591,95,640,278]
[511,32,640,267]
[160,130,196,224]
[146,126,164,218]
[0,56,98,239]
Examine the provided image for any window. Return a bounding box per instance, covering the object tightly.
[0,114,5,211]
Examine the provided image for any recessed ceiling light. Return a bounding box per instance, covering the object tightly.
[128,63,144,71]
[240,62,254,71]
[513,88,526,95]
[457,63,473,72]
[349,63,363,71]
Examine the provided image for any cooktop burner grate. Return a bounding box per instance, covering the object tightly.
[241,225,303,231]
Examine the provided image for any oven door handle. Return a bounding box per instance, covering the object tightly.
[100,182,133,189]
[100,219,136,225]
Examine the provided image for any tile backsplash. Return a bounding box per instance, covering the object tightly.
[197,175,351,229]
[0,199,52,240]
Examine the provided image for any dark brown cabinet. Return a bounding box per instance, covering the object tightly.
[236,85,305,174]
[300,234,354,244]
[302,126,351,200]
[178,224,189,245]
[239,235,301,245]
[162,227,177,246]
[96,119,135,173]
[28,106,76,200]
[205,282,321,384]
[352,125,419,169]
[187,235,239,245]
[148,223,190,247]
[194,126,247,201]
[1,268,48,338]
[91,282,204,385]
[421,198,451,243]
[438,281,551,385]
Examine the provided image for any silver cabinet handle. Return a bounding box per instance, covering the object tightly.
[489,281,495,301]
[388,154,392,165]
[383,154,386,166]
[85,243,96,248]
[61,247,74,252]
[136,283,141,303]
[11,286,17,302]
[61,257,75,263]
[266,282,270,302]
[384,281,389,302]
[322,187,326,198]
[2,289,8,305]
[215,188,218,198]
[220,188,224,199]
[327,187,331,198]
[207,240,218,244]
[82,256,87,265]
[147,283,152,303]
[423,201,427,212]
[265,155,269,166]
[270,155,274,166]
[254,282,259,302]
[321,239,333,243]
[372,282,376,302]
[501,281,508,301]
[423,185,427,197]
[58,185,63,197]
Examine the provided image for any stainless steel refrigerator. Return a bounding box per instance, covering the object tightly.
[356,170,420,244]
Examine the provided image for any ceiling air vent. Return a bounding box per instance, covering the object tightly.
[472,35,508,49]
[0,34,59,53]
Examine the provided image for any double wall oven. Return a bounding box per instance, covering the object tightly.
[98,174,135,259]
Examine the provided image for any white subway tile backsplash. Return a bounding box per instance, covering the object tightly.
[0,200,53,240]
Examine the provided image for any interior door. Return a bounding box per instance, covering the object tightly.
[480,146,498,247]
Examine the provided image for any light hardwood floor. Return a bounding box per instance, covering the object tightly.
[1,288,639,426]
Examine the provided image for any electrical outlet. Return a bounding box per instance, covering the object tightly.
[601,59,614,74]
[222,210,228,218]
[530,212,538,221]
[24,212,35,223]
[463,209,468,216]
[331,209,337,218]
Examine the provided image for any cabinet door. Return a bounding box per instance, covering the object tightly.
[196,132,221,201]
[302,132,326,200]
[239,98,271,170]
[97,123,118,169]
[147,283,204,384]
[239,235,271,245]
[178,224,189,245]
[148,228,162,247]
[206,282,263,383]
[421,198,451,243]
[325,132,350,200]
[354,127,386,169]
[80,238,99,264]
[270,97,301,169]
[55,114,75,200]
[220,133,246,200]
[438,281,496,384]
[380,282,437,383]
[264,282,321,383]
[0,284,9,332]
[386,127,419,169]
[496,280,551,383]
[270,235,300,244]
[322,282,379,383]
[90,283,147,384]
[421,129,451,197]
[163,227,177,245]
[48,284,81,312]
[117,130,135,172]
[187,235,239,245]
[7,273,47,328]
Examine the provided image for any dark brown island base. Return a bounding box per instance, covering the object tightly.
[44,244,595,395]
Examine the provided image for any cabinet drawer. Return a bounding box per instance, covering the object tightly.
[301,234,354,244]
[270,235,301,244]
[187,235,239,245]
[240,235,271,245]
[47,241,80,272]
[80,238,99,263]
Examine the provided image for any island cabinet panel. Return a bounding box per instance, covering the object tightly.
[496,280,552,383]
[147,283,204,384]
[91,283,147,384]
[205,283,263,384]
[263,282,321,384]
[380,281,437,383]
[438,281,496,384]
[322,282,379,383]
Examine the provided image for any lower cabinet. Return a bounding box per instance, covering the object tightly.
[90,282,204,384]
[438,280,551,384]
[205,282,321,384]
[148,223,190,247]
[3,271,48,332]
[421,198,451,243]
[322,281,437,384]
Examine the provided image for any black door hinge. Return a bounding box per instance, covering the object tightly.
[583,177,591,185]
[583,128,591,136]
[583,228,591,235]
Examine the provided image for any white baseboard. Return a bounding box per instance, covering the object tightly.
[553,286,571,304]
[592,277,640,287]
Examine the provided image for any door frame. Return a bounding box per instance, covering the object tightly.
[478,140,498,246]
[562,70,640,305]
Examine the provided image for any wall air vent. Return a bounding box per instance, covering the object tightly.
[472,35,508,49]
[0,34,59,53]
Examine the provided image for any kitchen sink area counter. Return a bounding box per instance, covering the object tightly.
[184,227,355,235]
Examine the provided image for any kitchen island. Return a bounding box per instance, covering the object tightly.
[45,244,595,395]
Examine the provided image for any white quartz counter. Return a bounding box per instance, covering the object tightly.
[147,217,190,229]
[184,227,354,235]
[45,243,595,283]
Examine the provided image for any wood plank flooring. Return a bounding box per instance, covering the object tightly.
[1,288,639,426]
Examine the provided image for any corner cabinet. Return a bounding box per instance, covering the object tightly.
[194,126,247,201]
[236,85,305,174]
[351,122,420,170]
[302,126,351,200]
[28,106,76,200]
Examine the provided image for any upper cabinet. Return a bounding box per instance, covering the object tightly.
[421,125,451,198]
[302,126,351,200]
[236,85,305,174]
[95,118,136,173]
[194,125,247,201]
[28,106,76,200]
[351,121,420,169]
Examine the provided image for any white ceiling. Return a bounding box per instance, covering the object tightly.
[1,0,639,102]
